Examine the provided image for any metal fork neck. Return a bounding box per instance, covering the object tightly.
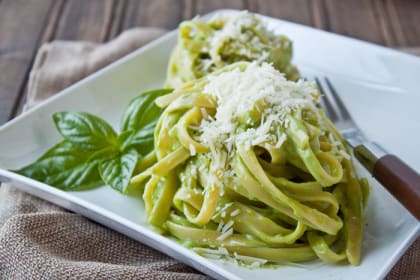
[341,130,364,148]
[353,142,388,173]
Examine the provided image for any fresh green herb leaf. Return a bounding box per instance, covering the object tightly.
[16,141,103,191]
[99,148,138,192]
[16,89,172,193]
[117,130,135,152]
[121,89,173,132]
[53,112,117,151]
[120,89,173,155]
[127,122,156,154]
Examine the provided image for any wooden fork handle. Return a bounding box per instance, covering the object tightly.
[354,143,420,220]
[373,155,420,220]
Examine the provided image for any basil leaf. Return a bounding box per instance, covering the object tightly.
[121,89,173,132]
[120,89,172,155]
[53,112,117,151]
[99,148,138,192]
[117,130,135,152]
[128,122,156,154]
[16,141,102,191]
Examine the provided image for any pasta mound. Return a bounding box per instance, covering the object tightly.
[165,11,299,88]
[131,62,367,266]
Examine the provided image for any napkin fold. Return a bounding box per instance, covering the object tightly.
[0,27,417,279]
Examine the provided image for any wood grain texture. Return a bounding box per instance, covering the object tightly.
[181,0,195,19]
[195,0,248,15]
[386,0,420,46]
[123,0,184,29]
[309,0,327,29]
[323,0,385,44]
[11,0,66,118]
[0,0,55,124]
[55,0,114,42]
[250,0,314,26]
[371,0,396,46]
[38,1,67,44]
[107,0,128,40]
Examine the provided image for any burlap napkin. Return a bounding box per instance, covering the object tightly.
[0,27,418,279]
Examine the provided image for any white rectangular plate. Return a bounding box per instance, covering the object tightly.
[0,9,419,280]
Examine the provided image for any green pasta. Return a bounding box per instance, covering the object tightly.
[15,10,368,269]
[131,61,366,267]
[166,11,299,88]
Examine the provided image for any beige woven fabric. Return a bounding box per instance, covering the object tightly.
[0,27,418,279]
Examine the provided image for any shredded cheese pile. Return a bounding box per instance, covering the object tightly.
[209,12,272,64]
[198,62,320,183]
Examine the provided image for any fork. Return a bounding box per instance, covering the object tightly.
[315,77,420,220]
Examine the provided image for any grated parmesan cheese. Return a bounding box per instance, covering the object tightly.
[197,247,229,255]
[233,252,268,265]
[217,220,225,232]
[200,107,209,119]
[339,149,351,160]
[194,247,270,267]
[222,220,234,233]
[216,228,233,241]
[189,143,196,156]
[198,62,319,187]
[208,11,273,66]
[230,209,241,217]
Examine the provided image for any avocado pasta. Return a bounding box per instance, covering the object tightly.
[166,11,299,88]
[130,62,366,266]
[16,11,368,269]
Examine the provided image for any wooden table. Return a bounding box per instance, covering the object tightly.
[1,0,420,125]
[0,0,418,278]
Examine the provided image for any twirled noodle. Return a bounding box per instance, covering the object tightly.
[130,62,366,266]
[165,11,299,88]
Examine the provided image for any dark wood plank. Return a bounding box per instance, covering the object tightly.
[383,0,405,46]
[12,0,66,117]
[371,0,396,46]
[123,0,184,30]
[0,0,55,124]
[386,0,420,46]
[15,0,115,117]
[55,0,114,42]
[182,0,195,20]
[107,0,128,40]
[250,0,315,26]
[195,0,248,15]
[309,0,328,29]
[323,0,385,44]
[39,1,67,44]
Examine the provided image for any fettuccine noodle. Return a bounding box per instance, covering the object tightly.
[130,62,366,266]
[166,11,299,88]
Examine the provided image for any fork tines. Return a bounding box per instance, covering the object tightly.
[315,78,356,123]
